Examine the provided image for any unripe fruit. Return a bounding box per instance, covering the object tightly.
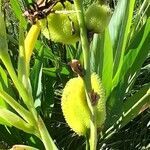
[61,73,106,136]
[85,3,111,33]
[91,73,106,127]
[40,2,80,44]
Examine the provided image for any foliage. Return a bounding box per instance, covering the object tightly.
[0,0,149,149]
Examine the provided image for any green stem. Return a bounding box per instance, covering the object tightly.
[3,56,35,108]
[74,1,91,88]
[74,0,97,149]
[37,116,58,150]
[85,132,90,150]
[0,11,57,149]
[0,11,34,110]
[2,33,57,150]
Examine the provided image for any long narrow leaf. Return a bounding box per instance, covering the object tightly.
[105,81,124,129]
[91,29,113,97]
[0,67,10,126]
[109,0,127,49]
[9,0,27,28]
[0,12,34,108]
[103,84,150,141]
[91,34,103,75]
[109,0,135,75]
[0,89,34,124]
[30,46,44,101]
[113,18,150,88]
[123,84,150,115]
[0,12,10,62]
[101,28,113,97]
[0,67,8,108]
[0,108,35,134]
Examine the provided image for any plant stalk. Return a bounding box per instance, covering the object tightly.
[37,116,58,150]
[74,0,97,149]
[0,12,57,149]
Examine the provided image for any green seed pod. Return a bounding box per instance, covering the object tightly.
[61,73,106,136]
[40,2,80,44]
[85,3,112,33]
[91,73,106,128]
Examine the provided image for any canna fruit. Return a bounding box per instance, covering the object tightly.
[85,3,111,33]
[61,73,106,136]
[39,2,111,43]
[40,2,80,44]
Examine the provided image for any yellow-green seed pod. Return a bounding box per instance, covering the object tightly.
[61,73,106,136]
[85,3,111,33]
[40,2,80,44]
[91,73,106,127]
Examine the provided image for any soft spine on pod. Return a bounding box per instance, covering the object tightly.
[61,73,106,136]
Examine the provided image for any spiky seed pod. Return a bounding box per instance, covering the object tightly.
[91,73,106,127]
[61,73,106,136]
[85,3,112,33]
[40,2,80,44]
[61,77,90,135]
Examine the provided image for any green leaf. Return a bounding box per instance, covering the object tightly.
[101,28,113,97]
[109,0,127,49]
[0,12,10,61]
[105,81,124,129]
[91,34,103,77]
[109,0,136,75]
[30,47,44,101]
[0,89,34,125]
[103,84,150,142]
[122,84,150,127]
[9,0,27,28]
[0,67,8,108]
[0,67,10,126]
[38,116,58,150]
[43,67,70,77]
[91,29,113,98]
[113,18,150,88]
[36,42,56,61]
[130,0,150,38]
[0,108,35,134]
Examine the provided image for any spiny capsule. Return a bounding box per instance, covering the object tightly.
[39,1,80,44]
[61,73,106,136]
[85,3,112,33]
